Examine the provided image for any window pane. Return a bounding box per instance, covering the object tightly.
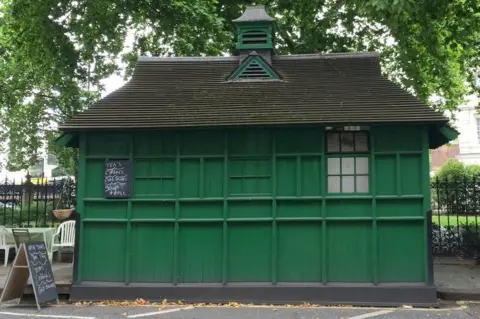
[328,176,341,193]
[356,176,369,193]
[340,133,354,152]
[341,176,355,193]
[356,157,369,174]
[327,133,340,152]
[355,132,369,152]
[341,158,355,174]
[328,158,340,175]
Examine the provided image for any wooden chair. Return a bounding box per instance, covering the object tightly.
[0,227,16,267]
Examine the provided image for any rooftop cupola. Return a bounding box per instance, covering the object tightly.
[233,5,275,53]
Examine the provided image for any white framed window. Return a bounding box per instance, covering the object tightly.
[327,157,369,193]
[326,130,370,194]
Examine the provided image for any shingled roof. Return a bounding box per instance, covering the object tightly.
[60,52,449,130]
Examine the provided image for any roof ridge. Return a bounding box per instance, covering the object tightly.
[275,52,379,60]
[138,56,238,62]
[137,52,379,63]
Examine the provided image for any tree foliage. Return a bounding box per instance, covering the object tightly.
[0,0,479,172]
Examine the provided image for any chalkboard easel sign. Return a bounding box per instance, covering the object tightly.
[0,242,58,310]
[104,160,132,198]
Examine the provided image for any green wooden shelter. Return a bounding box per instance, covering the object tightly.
[57,5,458,306]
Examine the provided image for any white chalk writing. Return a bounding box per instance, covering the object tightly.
[105,161,130,197]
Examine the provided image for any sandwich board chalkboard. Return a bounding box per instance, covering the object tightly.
[0,242,58,310]
[104,160,132,198]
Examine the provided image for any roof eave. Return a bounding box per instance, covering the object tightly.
[428,124,459,149]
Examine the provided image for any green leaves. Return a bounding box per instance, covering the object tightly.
[0,0,479,174]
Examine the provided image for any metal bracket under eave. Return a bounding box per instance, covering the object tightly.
[55,132,79,148]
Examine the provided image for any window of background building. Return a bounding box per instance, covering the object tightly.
[47,154,58,165]
[477,118,480,144]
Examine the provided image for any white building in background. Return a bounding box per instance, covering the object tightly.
[454,94,480,165]
[0,153,59,182]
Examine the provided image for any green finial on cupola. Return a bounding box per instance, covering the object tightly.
[233,5,275,51]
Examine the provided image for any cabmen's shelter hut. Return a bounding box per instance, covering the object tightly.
[56,5,457,306]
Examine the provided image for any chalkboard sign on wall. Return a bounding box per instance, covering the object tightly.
[26,242,58,304]
[104,160,132,198]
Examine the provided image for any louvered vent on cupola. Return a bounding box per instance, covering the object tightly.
[239,29,271,49]
[229,53,280,81]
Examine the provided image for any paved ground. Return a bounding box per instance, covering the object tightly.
[0,302,479,319]
[434,258,480,299]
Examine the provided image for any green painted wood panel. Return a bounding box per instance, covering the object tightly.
[135,159,176,177]
[178,224,223,282]
[276,201,322,218]
[301,157,322,196]
[204,159,224,197]
[326,199,372,217]
[228,201,272,218]
[277,222,322,282]
[400,155,422,195]
[134,132,176,157]
[275,128,323,153]
[180,159,201,197]
[377,221,424,282]
[85,160,105,197]
[179,130,224,155]
[228,223,271,282]
[228,129,272,155]
[135,159,176,197]
[81,223,126,281]
[376,199,423,217]
[327,222,372,282]
[86,133,130,157]
[134,179,175,197]
[276,158,296,196]
[84,202,127,219]
[180,202,223,219]
[375,155,396,195]
[130,224,174,282]
[131,202,175,219]
[374,126,422,152]
[229,158,271,196]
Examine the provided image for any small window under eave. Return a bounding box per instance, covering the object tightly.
[228,54,280,81]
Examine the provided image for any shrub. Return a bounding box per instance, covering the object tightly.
[431,159,480,215]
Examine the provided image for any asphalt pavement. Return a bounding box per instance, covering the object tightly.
[0,302,479,319]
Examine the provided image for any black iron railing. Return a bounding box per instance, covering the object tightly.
[431,177,480,258]
[0,177,76,227]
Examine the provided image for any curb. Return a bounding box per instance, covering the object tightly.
[437,289,480,301]
[3,285,480,303]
